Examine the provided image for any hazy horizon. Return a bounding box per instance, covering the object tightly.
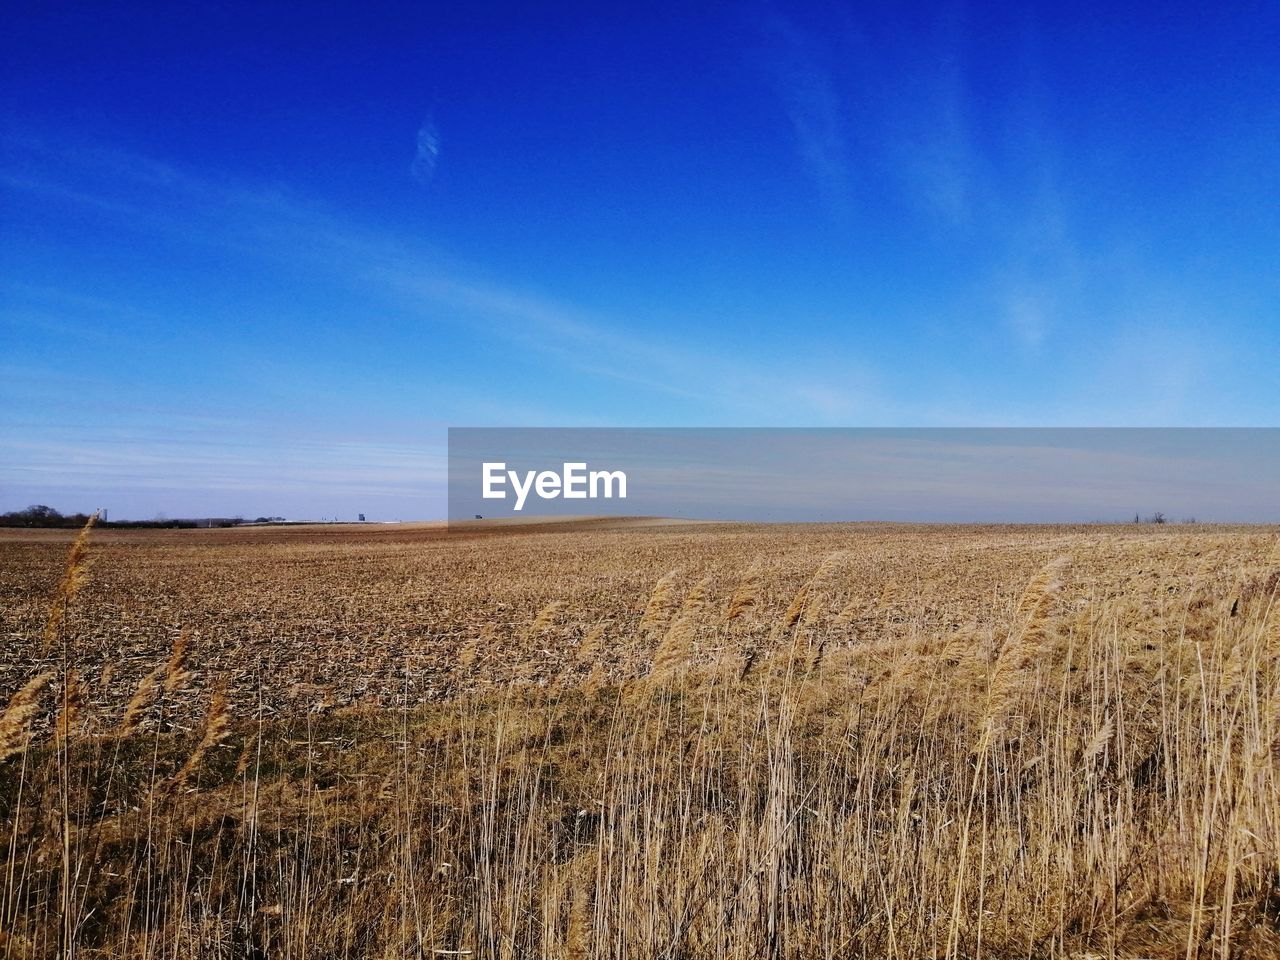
[7,428,1275,526]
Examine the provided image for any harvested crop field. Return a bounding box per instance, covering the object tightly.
[2,520,1279,958]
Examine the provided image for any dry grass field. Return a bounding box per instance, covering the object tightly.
[1,519,1278,958]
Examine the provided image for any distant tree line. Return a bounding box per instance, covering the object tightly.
[1133,512,1198,525]
[0,505,281,529]
[0,505,98,528]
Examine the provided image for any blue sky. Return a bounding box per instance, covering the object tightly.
[2,2,1278,519]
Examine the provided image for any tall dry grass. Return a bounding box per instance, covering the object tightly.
[0,525,1277,958]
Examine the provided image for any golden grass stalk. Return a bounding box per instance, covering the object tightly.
[53,670,83,744]
[725,573,759,623]
[806,639,828,675]
[1013,555,1068,622]
[833,595,861,626]
[117,665,164,736]
[652,578,709,680]
[0,671,54,762]
[459,623,495,670]
[41,513,96,653]
[583,660,606,695]
[781,583,809,629]
[163,628,192,693]
[800,588,826,627]
[528,600,566,637]
[813,549,847,580]
[639,570,681,634]
[168,683,230,792]
[985,556,1070,715]
[576,621,607,664]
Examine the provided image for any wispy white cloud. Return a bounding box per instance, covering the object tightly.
[757,5,982,224]
[410,116,441,185]
[753,8,1095,354]
[884,26,976,225]
[1,137,892,424]
[758,12,853,217]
